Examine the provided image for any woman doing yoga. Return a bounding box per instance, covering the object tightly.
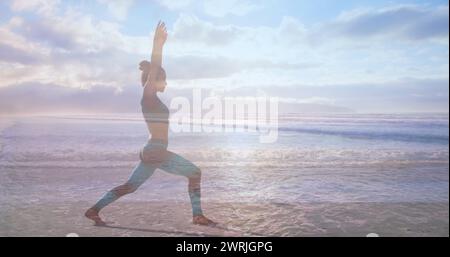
[85,21,216,226]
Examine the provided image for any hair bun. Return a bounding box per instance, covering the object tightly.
[139,60,151,71]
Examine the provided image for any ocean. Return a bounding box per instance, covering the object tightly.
[1,113,448,205]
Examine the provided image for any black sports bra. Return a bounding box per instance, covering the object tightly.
[141,95,169,124]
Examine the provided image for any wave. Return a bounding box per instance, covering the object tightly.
[1,148,447,169]
[36,114,449,144]
[277,126,449,144]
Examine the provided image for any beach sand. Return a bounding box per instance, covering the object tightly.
[0,166,448,237]
[1,200,448,237]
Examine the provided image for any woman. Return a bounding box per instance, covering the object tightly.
[85,21,216,226]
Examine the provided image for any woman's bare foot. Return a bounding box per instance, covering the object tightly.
[85,208,107,226]
[193,215,217,226]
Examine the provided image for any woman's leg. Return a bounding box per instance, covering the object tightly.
[159,151,216,225]
[85,161,157,225]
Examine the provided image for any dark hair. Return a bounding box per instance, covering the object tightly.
[139,60,166,87]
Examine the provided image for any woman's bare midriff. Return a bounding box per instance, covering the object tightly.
[147,122,169,141]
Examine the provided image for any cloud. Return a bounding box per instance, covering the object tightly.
[157,0,261,17]
[0,8,151,89]
[0,82,141,114]
[170,4,449,49]
[165,7,448,89]
[7,2,149,54]
[171,14,300,47]
[165,55,240,80]
[2,78,447,114]
[12,18,78,50]
[156,0,192,10]
[278,16,308,45]
[172,14,240,46]
[330,5,449,41]
[0,82,350,114]
[8,10,140,53]
[300,78,450,113]
[10,0,60,15]
[214,77,449,113]
[164,54,315,80]
[0,14,312,88]
[0,42,41,64]
[97,0,135,21]
[203,0,262,17]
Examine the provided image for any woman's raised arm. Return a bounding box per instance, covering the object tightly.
[144,21,168,95]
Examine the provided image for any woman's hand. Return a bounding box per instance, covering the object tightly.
[153,21,168,47]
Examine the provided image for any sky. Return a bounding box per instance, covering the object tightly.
[0,0,448,114]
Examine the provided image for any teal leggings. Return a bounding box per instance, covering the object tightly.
[92,139,203,216]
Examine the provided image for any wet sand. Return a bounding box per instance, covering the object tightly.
[0,165,448,237]
[1,196,448,236]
